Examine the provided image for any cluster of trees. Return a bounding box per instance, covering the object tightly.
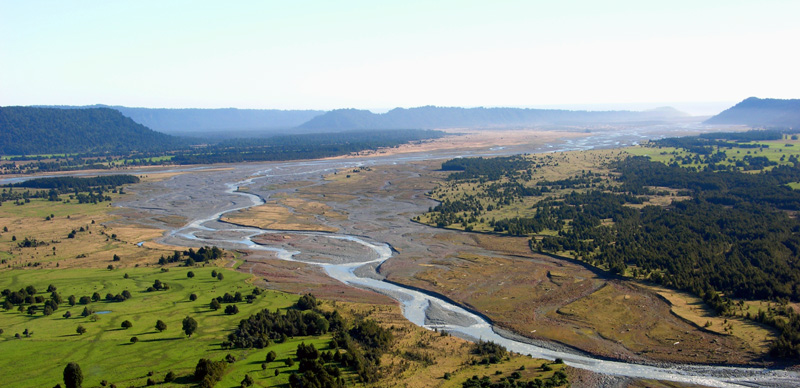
[460,370,568,388]
[225,307,336,349]
[194,358,228,388]
[5,175,139,191]
[288,342,345,388]
[2,284,131,317]
[471,340,508,365]
[0,175,137,205]
[209,287,262,312]
[158,246,224,266]
[226,294,393,384]
[441,155,534,181]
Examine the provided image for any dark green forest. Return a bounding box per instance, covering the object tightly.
[0,107,184,155]
[424,133,800,358]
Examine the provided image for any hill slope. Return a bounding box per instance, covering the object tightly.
[704,97,800,128]
[0,107,182,155]
[298,106,688,131]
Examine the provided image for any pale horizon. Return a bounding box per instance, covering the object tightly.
[2,1,797,114]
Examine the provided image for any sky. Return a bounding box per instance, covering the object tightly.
[1,0,798,115]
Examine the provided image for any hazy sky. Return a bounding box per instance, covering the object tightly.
[1,0,798,114]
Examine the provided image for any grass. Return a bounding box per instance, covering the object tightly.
[628,136,800,171]
[0,266,324,388]
[649,286,778,354]
[0,194,179,270]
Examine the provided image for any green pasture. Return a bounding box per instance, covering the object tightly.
[628,137,800,171]
[0,267,330,387]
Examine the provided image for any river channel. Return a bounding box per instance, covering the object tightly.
[33,125,797,387]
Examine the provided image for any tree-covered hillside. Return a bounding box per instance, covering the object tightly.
[705,97,800,128]
[0,107,184,155]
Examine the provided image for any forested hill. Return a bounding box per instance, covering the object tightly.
[44,105,325,135]
[297,106,688,131]
[705,97,800,128]
[0,107,183,155]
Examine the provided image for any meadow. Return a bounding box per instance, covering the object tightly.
[0,266,332,387]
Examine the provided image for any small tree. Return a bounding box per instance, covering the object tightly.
[155,320,167,332]
[130,336,139,344]
[112,254,120,262]
[210,299,221,311]
[187,271,195,278]
[164,371,175,383]
[63,362,83,388]
[217,272,224,281]
[240,374,254,387]
[189,293,198,301]
[91,293,101,302]
[224,304,239,315]
[266,350,277,363]
[211,270,217,278]
[121,320,133,329]
[76,325,86,335]
[182,316,198,337]
[63,311,72,319]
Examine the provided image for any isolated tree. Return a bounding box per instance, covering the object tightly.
[224,304,239,315]
[47,284,57,292]
[112,254,120,261]
[130,336,139,344]
[164,371,175,383]
[189,293,198,302]
[121,320,133,330]
[91,292,101,302]
[68,295,76,306]
[63,362,83,388]
[187,271,195,278]
[217,272,224,281]
[240,374,254,387]
[266,350,277,363]
[211,270,217,278]
[76,325,86,335]
[63,311,72,319]
[182,316,198,337]
[155,320,167,332]
[210,299,221,311]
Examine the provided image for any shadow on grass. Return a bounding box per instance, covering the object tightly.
[141,337,184,342]
[172,375,196,385]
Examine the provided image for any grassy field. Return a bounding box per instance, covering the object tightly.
[0,191,181,270]
[627,136,800,171]
[0,266,323,388]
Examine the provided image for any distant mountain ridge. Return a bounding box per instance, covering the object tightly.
[704,97,800,128]
[0,107,181,155]
[44,105,325,135]
[298,105,689,131]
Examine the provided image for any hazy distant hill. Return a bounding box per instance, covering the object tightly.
[45,105,325,135]
[0,107,182,155]
[297,106,688,131]
[705,97,800,128]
